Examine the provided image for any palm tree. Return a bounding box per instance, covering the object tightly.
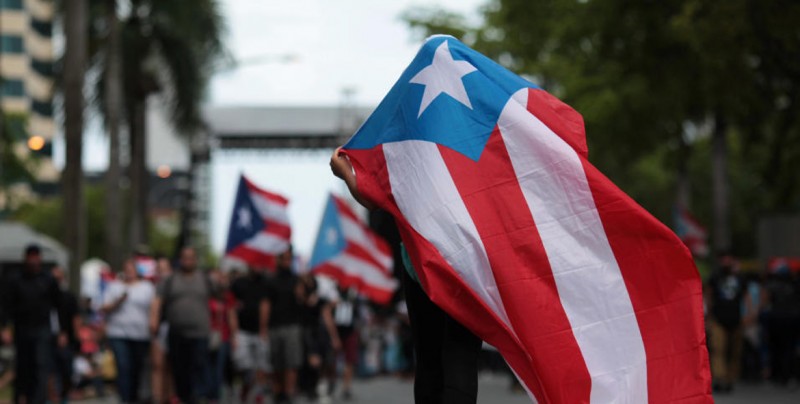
[63,0,88,292]
[121,0,226,248]
[89,0,225,253]
[103,0,123,272]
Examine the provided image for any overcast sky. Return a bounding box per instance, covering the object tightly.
[208,0,486,259]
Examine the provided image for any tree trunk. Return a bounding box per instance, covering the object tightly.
[128,96,148,248]
[104,0,123,272]
[711,114,730,254]
[63,0,88,293]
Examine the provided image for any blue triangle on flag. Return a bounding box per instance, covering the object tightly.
[309,195,347,269]
[225,176,266,253]
[345,36,537,161]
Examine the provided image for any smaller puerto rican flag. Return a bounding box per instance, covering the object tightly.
[674,204,709,258]
[224,174,291,270]
[309,194,397,304]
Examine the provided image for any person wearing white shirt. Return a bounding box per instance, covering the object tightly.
[101,259,155,404]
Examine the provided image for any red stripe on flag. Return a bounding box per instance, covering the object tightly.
[244,176,289,205]
[263,220,292,240]
[523,88,712,402]
[226,245,276,270]
[343,243,392,275]
[344,146,546,401]
[397,221,547,401]
[313,263,394,304]
[581,162,712,403]
[332,194,362,223]
[527,89,588,158]
[439,128,592,402]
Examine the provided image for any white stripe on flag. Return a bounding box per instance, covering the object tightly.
[340,216,393,269]
[250,192,290,224]
[244,232,290,254]
[383,140,513,330]
[329,253,398,291]
[501,89,647,403]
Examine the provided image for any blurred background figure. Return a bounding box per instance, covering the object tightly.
[152,247,214,404]
[762,263,800,386]
[205,269,237,403]
[297,274,339,401]
[267,247,304,404]
[101,258,155,404]
[49,266,79,404]
[150,255,175,404]
[0,245,61,404]
[331,287,360,401]
[230,264,270,404]
[739,271,767,383]
[706,254,745,393]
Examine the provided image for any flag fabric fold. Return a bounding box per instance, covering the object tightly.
[309,194,397,304]
[224,174,291,269]
[342,35,711,403]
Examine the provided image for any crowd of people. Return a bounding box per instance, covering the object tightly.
[705,254,800,393]
[0,244,417,404]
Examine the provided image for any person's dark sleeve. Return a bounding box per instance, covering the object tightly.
[0,278,10,327]
[1,276,19,327]
[264,279,274,303]
[50,276,62,310]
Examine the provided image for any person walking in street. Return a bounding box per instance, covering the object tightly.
[705,254,746,393]
[266,247,305,404]
[101,258,155,404]
[230,265,270,403]
[151,247,216,404]
[0,244,62,404]
[150,255,175,404]
[50,266,80,404]
[206,269,237,403]
[331,148,484,404]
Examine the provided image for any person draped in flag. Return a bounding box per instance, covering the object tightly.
[332,149,484,404]
[331,35,711,404]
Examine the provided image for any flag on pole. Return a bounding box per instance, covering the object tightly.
[674,204,710,258]
[224,175,291,270]
[341,35,711,403]
[309,194,397,304]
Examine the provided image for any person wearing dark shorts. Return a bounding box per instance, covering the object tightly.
[266,247,304,404]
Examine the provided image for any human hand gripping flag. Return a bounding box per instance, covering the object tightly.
[341,36,712,403]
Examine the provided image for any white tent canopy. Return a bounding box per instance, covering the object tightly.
[0,221,68,267]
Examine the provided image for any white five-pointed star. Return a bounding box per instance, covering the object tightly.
[409,40,477,118]
[237,207,252,230]
[325,227,338,245]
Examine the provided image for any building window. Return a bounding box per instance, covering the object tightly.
[0,35,25,53]
[31,59,53,77]
[31,18,53,38]
[0,0,24,10]
[32,99,53,117]
[1,79,25,96]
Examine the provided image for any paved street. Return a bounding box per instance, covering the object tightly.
[75,374,799,403]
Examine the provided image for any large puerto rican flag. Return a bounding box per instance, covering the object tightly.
[341,36,711,403]
[309,194,397,304]
[224,175,291,270]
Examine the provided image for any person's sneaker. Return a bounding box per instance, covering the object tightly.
[342,390,353,401]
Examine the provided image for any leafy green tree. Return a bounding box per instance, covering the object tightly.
[0,114,35,195]
[403,0,800,256]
